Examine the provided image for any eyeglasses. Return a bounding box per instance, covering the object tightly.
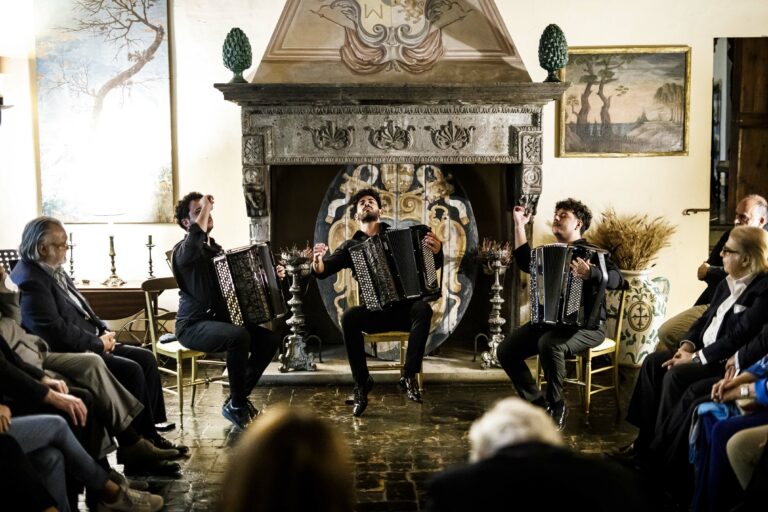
[47,242,69,251]
[735,213,752,224]
[721,246,741,255]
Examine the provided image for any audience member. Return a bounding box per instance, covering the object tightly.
[657,194,768,351]
[614,225,768,466]
[218,406,355,512]
[1,263,182,475]
[0,433,57,512]
[10,216,187,464]
[727,423,768,511]
[424,397,645,512]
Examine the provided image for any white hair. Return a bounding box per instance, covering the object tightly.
[468,397,563,462]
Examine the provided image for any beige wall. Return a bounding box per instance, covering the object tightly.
[1,0,767,318]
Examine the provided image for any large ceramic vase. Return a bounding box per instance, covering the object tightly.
[606,269,671,367]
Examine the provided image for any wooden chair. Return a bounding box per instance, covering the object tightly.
[143,276,224,420]
[363,331,423,392]
[537,284,629,423]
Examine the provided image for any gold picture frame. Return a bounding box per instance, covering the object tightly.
[557,46,691,157]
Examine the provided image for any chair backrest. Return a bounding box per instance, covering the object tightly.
[0,249,20,273]
[142,276,179,357]
[607,283,630,352]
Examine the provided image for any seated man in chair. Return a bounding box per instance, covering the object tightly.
[171,192,284,430]
[311,188,443,417]
[10,216,186,466]
[496,199,623,431]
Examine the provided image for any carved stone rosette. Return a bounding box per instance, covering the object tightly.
[366,120,415,150]
[304,120,353,150]
[427,121,475,150]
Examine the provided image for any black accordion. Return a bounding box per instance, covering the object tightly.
[349,225,441,311]
[213,243,287,326]
[529,243,608,329]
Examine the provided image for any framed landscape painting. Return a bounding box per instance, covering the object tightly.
[35,0,174,222]
[557,46,691,157]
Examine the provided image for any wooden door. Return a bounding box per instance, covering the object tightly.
[728,38,768,221]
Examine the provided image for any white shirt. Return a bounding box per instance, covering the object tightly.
[698,272,756,364]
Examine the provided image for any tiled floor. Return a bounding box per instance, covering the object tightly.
[103,347,642,511]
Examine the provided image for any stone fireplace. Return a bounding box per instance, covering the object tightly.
[215,0,567,348]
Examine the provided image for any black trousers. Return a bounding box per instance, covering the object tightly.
[103,344,167,436]
[340,300,433,385]
[626,349,723,453]
[176,320,280,406]
[497,322,605,405]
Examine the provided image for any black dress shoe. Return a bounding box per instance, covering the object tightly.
[351,376,374,417]
[398,376,422,403]
[124,460,181,478]
[549,401,568,431]
[150,435,189,457]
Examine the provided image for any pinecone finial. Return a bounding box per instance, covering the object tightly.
[222,27,253,84]
[538,24,568,83]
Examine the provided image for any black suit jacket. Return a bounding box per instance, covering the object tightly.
[0,334,49,406]
[10,260,107,354]
[424,442,645,512]
[685,272,768,364]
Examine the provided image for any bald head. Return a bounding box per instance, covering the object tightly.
[735,195,768,228]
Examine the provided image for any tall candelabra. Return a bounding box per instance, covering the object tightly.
[146,234,155,278]
[67,232,76,280]
[473,240,512,369]
[278,249,319,372]
[102,235,126,287]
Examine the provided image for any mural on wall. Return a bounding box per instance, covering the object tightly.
[558,46,691,157]
[35,0,173,222]
[313,163,478,353]
[311,0,472,74]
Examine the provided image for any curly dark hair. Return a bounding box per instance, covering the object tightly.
[174,191,203,230]
[348,188,382,220]
[555,198,592,234]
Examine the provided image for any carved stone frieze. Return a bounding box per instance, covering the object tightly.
[243,136,263,165]
[522,165,542,189]
[303,120,354,150]
[426,121,475,150]
[243,165,269,218]
[366,120,415,151]
[248,104,543,117]
[522,134,542,164]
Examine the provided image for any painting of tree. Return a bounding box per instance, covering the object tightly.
[35,0,173,222]
[558,46,690,157]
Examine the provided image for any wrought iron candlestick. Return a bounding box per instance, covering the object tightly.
[146,235,155,278]
[67,232,76,280]
[278,253,319,372]
[474,240,512,369]
[102,235,126,287]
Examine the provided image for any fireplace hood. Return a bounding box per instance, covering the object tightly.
[215,0,567,242]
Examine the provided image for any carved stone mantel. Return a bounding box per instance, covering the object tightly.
[215,82,567,243]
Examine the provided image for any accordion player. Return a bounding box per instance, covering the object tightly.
[348,224,441,311]
[213,243,287,326]
[529,243,609,330]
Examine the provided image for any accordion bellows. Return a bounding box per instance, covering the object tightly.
[349,225,441,311]
[529,243,607,329]
[213,243,287,325]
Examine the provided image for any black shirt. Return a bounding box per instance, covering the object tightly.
[171,224,229,330]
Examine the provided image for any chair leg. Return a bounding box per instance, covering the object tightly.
[190,356,198,408]
[584,357,592,418]
[176,355,184,418]
[613,355,621,418]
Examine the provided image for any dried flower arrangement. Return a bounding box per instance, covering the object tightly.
[477,238,513,268]
[587,208,677,270]
[280,244,313,266]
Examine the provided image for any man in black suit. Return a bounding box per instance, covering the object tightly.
[424,397,645,512]
[657,194,768,351]
[10,216,186,472]
[615,226,768,466]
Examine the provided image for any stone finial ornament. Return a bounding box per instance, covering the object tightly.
[222,27,253,83]
[538,24,568,83]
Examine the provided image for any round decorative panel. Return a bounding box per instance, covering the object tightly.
[313,163,478,353]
